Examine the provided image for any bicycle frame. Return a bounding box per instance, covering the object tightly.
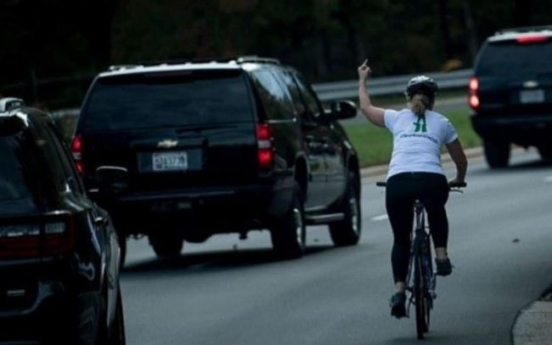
[405,200,436,315]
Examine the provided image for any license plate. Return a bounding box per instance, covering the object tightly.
[152,151,188,171]
[520,89,545,104]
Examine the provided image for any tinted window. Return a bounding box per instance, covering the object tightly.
[274,70,307,116]
[476,40,552,75]
[250,70,295,120]
[0,133,40,214]
[83,70,254,130]
[291,72,323,118]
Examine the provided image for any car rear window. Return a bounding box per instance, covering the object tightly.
[476,39,552,75]
[82,69,254,131]
[0,134,40,213]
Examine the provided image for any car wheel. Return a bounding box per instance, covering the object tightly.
[329,172,362,246]
[483,139,510,168]
[149,231,184,259]
[270,183,306,259]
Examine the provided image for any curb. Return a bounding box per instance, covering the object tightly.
[512,300,552,345]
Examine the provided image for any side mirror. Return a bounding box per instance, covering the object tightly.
[95,166,128,194]
[329,100,358,120]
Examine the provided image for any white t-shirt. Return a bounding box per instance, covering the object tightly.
[384,108,458,179]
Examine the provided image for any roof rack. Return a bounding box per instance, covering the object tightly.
[106,55,281,72]
[144,57,237,65]
[0,97,25,113]
[107,58,235,71]
[236,56,281,64]
[495,25,552,35]
[108,64,142,72]
[0,99,29,136]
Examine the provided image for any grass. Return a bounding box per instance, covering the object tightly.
[343,109,481,168]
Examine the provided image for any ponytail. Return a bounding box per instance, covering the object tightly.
[409,94,429,117]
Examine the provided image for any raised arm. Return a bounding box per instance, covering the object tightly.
[446,138,468,184]
[358,60,386,127]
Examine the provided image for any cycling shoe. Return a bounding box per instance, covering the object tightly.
[390,292,407,318]
[435,258,452,276]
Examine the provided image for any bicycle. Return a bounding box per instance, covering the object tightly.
[376,180,466,340]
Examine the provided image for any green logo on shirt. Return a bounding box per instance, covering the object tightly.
[413,116,427,132]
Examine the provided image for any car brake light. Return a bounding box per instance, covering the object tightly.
[468,77,480,111]
[516,35,549,44]
[71,135,84,174]
[256,124,273,169]
[0,213,75,259]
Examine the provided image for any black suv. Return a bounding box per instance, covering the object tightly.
[72,56,362,262]
[469,26,552,168]
[0,99,125,345]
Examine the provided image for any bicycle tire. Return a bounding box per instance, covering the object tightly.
[414,254,428,339]
[423,236,433,333]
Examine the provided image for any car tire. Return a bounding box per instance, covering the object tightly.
[329,172,362,246]
[149,231,184,259]
[483,139,510,168]
[270,183,306,259]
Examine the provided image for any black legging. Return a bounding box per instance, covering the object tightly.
[386,172,450,283]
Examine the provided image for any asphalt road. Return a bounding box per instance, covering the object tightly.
[118,148,552,345]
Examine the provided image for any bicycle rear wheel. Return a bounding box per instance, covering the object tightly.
[414,254,430,339]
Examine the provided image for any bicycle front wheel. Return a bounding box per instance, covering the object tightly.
[414,254,430,339]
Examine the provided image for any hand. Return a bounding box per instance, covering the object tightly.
[358,59,371,82]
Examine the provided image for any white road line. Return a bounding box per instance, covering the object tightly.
[372,214,389,221]
[544,176,552,183]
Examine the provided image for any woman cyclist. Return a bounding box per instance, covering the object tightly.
[357,60,468,318]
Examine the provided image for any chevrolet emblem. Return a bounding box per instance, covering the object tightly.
[523,80,539,88]
[157,139,178,149]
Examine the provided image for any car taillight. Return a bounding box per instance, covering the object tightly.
[71,135,84,174]
[468,77,480,111]
[256,124,273,169]
[0,214,75,259]
[516,35,548,44]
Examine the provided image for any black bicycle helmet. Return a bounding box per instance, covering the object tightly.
[405,75,439,99]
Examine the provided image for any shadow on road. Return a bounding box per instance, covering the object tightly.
[507,158,552,171]
[121,245,335,275]
[472,155,552,176]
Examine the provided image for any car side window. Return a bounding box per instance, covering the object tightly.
[0,134,39,207]
[274,70,309,118]
[250,70,296,120]
[291,72,324,119]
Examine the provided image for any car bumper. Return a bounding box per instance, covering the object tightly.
[97,182,295,232]
[0,261,102,344]
[471,114,552,144]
